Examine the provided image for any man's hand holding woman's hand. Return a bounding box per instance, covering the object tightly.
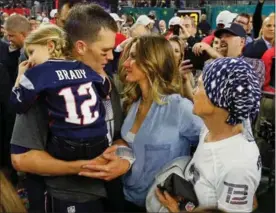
[79,145,130,181]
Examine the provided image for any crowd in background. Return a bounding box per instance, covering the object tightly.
[0,0,275,212]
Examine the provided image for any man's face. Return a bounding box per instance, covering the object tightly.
[5,30,25,48]
[234,16,249,32]
[77,28,116,73]
[262,16,275,41]
[220,33,245,57]
[201,14,207,21]
[57,4,70,28]
[159,21,166,32]
[181,18,196,36]
[29,19,38,31]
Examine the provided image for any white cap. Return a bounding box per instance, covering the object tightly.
[36,15,42,21]
[135,15,154,26]
[42,17,49,23]
[50,9,58,18]
[169,16,181,26]
[216,10,236,27]
[110,13,124,22]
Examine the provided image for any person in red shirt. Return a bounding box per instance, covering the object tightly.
[262,46,275,93]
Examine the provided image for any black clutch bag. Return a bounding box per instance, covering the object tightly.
[157,173,199,212]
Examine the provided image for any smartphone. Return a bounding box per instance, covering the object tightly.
[172,25,181,36]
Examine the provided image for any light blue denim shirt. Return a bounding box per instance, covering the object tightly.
[121,94,203,207]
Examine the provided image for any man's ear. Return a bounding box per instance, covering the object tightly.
[241,37,246,47]
[75,40,87,56]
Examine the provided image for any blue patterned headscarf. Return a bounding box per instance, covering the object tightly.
[202,57,261,125]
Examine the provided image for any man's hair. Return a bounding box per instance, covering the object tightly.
[64,4,117,49]
[4,14,31,33]
[58,0,83,12]
[237,13,250,24]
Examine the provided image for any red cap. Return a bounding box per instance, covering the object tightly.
[115,33,127,47]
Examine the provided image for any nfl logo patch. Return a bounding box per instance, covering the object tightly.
[67,206,76,213]
[185,202,195,212]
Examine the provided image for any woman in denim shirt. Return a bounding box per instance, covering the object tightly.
[119,35,203,211]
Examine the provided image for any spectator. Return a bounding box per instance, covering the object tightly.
[121,23,131,38]
[166,16,182,39]
[262,45,275,93]
[159,20,167,35]
[169,36,194,101]
[28,16,38,31]
[135,14,155,32]
[0,40,13,174]
[234,13,253,44]
[215,23,266,87]
[125,14,135,26]
[197,14,211,37]
[110,13,124,31]
[117,35,202,211]
[4,14,31,66]
[202,10,236,45]
[244,13,275,59]
[156,57,261,213]
[148,11,159,34]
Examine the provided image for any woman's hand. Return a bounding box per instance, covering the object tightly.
[156,188,180,213]
[79,145,130,181]
[179,60,193,82]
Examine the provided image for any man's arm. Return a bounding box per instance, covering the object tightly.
[11,150,87,176]
[10,102,90,176]
[253,0,264,39]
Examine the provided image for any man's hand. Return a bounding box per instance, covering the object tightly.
[79,145,130,181]
[156,188,180,213]
[192,42,211,56]
[179,24,191,39]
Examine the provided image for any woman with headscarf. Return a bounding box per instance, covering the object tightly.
[156,57,262,212]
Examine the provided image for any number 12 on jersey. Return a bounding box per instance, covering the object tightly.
[59,82,99,125]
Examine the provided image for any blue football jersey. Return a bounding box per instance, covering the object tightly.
[11,59,109,140]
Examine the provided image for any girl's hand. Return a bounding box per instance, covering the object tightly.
[18,61,31,76]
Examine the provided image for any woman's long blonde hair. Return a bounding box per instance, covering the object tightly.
[119,35,182,112]
[24,24,67,58]
[0,171,27,213]
[169,35,185,66]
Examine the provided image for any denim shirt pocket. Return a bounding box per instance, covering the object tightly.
[142,144,171,188]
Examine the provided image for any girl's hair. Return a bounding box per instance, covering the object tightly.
[24,24,67,58]
[119,35,182,112]
[0,171,27,213]
[169,35,185,66]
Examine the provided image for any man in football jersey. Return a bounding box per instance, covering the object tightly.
[10,3,128,213]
